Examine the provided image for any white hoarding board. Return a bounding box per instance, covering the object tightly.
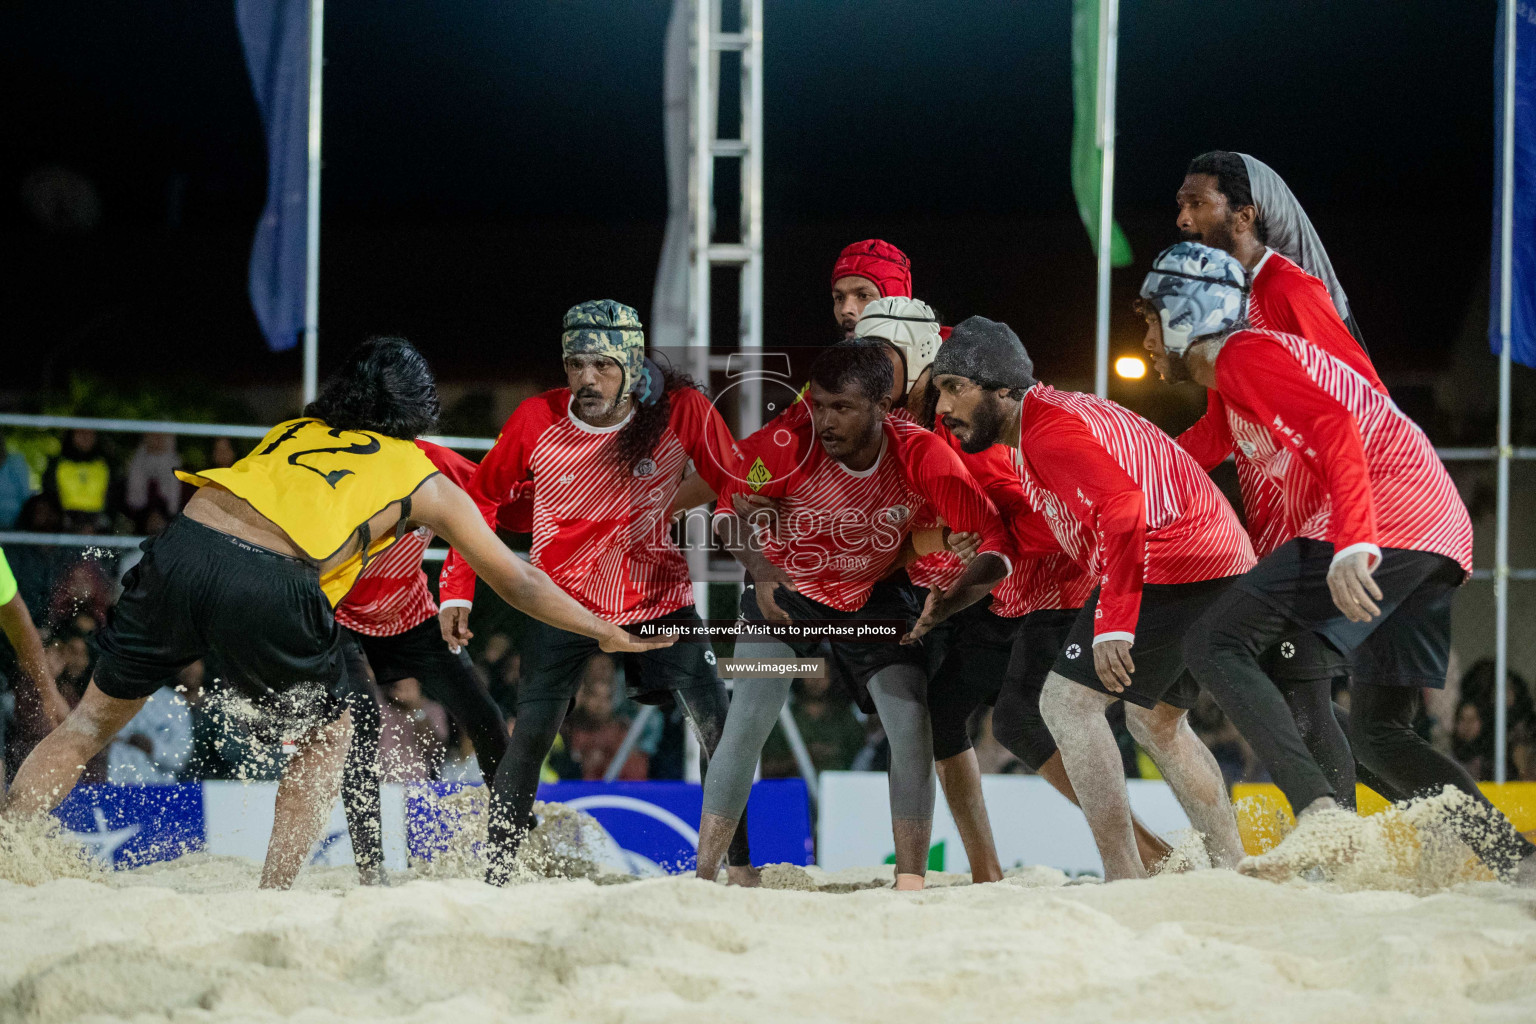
[202,781,409,870]
[817,772,1192,877]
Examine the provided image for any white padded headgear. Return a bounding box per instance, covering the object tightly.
[854,297,943,389]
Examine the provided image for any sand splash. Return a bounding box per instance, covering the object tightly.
[1239,787,1519,892]
[407,785,614,883]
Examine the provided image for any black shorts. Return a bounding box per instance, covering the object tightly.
[343,615,478,694]
[519,604,718,708]
[1233,538,1460,688]
[740,578,924,714]
[96,515,346,725]
[996,607,1080,768]
[924,599,1022,761]
[1259,626,1350,683]
[1053,577,1240,709]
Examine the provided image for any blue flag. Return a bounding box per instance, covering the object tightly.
[236,0,310,353]
[1492,1,1536,368]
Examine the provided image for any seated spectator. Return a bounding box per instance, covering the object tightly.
[124,432,182,530]
[761,675,865,777]
[47,554,115,631]
[0,433,37,529]
[107,688,192,784]
[378,676,450,782]
[1454,658,1536,781]
[42,429,115,533]
[561,655,647,781]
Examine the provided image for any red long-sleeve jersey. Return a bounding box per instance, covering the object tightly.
[1211,329,1472,574]
[718,413,1014,611]
[1015,385,1255,644]
[335,441,477,637]
[909,425,1088,617]
[440,387,742,624]
[1178,250,1386,556]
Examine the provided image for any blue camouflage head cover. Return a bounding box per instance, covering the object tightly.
[561,300,654,401]
[1139,242,1249,355]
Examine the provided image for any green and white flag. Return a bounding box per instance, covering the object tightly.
[1070,0,1132,267]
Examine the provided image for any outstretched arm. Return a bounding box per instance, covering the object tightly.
[413,476,673,654]
[0,586,68,727]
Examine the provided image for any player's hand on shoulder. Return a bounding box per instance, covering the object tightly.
[1326,551,1382,623]
[1093,639,1134,692]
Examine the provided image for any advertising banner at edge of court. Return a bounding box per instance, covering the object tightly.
[52,779,812,874]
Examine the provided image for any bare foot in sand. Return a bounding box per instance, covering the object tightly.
[1238,800,1361,882]
[894,872,925,891]
[726,865,762,887]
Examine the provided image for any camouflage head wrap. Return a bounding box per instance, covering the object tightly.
[561,300,653,401]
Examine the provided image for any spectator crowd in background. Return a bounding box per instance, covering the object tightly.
[4,426,1536,802]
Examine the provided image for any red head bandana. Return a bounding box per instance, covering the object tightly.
[830,239,913,298]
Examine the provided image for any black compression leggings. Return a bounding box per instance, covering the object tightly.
[485,681,750,883]
[1187,588,1535,874]
[1347,681,1535,872]
[338,636,509,876]
[1277,677,1357,810]
[341,679,386,875]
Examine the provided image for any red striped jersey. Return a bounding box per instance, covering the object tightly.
[910,424,1088,617]
[719,413,1012,611]
[1179,250,1386,557]
[1211,329,1472,573]
[440,387,741,624]
[1014,385,1256,643]
[334,441,477,637]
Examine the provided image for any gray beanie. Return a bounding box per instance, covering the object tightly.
[930,316,1036,390]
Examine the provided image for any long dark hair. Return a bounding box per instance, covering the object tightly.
[609,363,704,474]
[304,336,440,439]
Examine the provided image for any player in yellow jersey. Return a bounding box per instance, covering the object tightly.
[2,337,672,889]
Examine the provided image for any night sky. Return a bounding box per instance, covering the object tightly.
[1,1,1500,418]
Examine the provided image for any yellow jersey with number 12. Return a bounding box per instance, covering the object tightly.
[176,418,439,606]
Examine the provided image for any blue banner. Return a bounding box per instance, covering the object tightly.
[1492,2,1536,368]
[408,780,814,874]
[49,780,814,874]
[236,0,311,353]
[53,784,205,868]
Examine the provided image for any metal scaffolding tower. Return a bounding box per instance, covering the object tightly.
[686,0,765,598]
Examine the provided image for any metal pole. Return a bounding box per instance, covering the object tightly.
[1093,0,1119,399]
[692,0,712,355]
[740,0,766,435]
[1495,0,1517,784]
[302,0,324,405]
[603,705,657,782]
[777,702,820,809]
